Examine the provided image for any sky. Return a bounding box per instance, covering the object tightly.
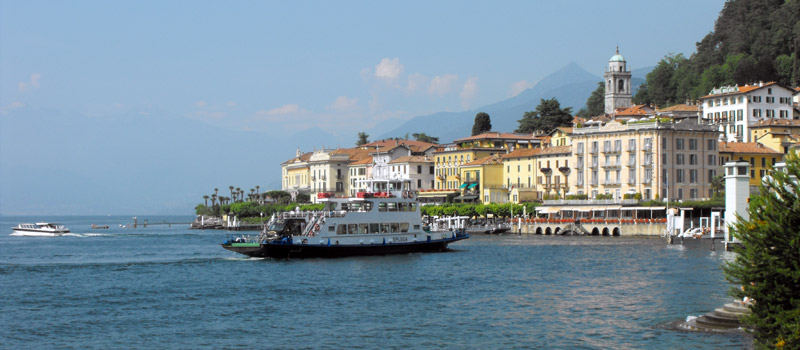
[0,0,728,215]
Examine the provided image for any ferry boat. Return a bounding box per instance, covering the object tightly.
[11,223,70,236]
[221,179,469,258]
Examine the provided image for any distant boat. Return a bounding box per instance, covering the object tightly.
[91,224,109,229]
[11,223,70,236]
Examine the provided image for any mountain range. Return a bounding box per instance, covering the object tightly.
[378,62,649,144]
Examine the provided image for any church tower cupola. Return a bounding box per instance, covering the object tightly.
[604,46,632,115]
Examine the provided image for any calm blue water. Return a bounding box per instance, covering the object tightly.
[0,215,751,349]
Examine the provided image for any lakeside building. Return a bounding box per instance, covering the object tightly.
[458,154,505,203]
[718,141,783,191]
[701,82,796,142]
[613,104,654,121]
[347,156,373,196]
[432,132,540,191]
[308,148,371,201]
[281,150,313,201]
[570,118,720,201]
[388,155,435,192]
[501,145,573,203]
[604,47,632,115]
[750,118,800,155]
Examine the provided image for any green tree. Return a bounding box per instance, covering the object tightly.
[356,132,370,146]
[516,98,573,134]
[471,112,492,136]
[412,132,439,144]
[724,154,800,349]
[578,82,605,117]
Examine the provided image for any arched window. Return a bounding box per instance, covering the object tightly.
[618,79,625,93]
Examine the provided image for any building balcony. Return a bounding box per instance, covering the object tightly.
[602,162,621,168]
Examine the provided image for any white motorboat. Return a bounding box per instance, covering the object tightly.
[11,223,71,236]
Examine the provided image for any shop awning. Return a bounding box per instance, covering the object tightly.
[459,183,468,189]
[535,206,561,214]
[592,205,622,211]
[454,195,479,201]
[467,183,479,189]
[628,206,666,210]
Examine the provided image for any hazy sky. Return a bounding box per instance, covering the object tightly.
[1,0,729,215]
[2,0,726,138]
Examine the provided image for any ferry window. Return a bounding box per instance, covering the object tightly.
[388,203,398,211]
[358,224,368,234]
[348,224,358,234]
[369,223,379,234]
[414,225,420,230]
[380,223,390,233]
[349,203,361,211]
[341,203,349,211]
[399,203,408,212]
[337,224,347,235]
[409,203,417,212]
[400,223,409,232]
[363,202,373,211]
[390,223,400,233]
[328,226,335,232]
[378,203,387,212]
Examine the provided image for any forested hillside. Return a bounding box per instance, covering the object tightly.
[634,0,800,107]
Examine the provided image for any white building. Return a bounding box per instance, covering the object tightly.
[388,156,435,191]
[701,82,796,142]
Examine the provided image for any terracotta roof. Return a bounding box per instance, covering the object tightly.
[555,127,573,134]
[657,104,700,112]
[615,104,654,116]
[501,148,541,159]
[718,142,782,155]
[539,145,572,155]
[750,119,800,128]
[461,155,504,167]
[453,131,537,143]
[701,82,778,99]
[281,152,313,165]
[332,148,373,162]
[360,139,439,153]
[348,156,373,166]
[389,155,433,164]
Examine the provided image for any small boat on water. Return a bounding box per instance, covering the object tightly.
[221,178,469,259]
[91,224,109,229]
[11,223,70,236]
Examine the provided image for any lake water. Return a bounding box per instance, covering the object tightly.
[0,215,751,349]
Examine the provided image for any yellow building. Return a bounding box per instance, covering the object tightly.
[501,148,539,203]
[571,119,719,201]
[434,132,539,191]
[547,127,572,147]
[750,119,800,155]
[718,141,783,188]
[458,155,504,203]
[281,150,312,201]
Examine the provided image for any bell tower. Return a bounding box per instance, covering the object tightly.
[604,46,632,115]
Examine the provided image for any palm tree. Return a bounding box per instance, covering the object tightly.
[211,194,218,207]
[203,195,209,207]
[229,186,234,200]
[235,187,242,202]
[214,187,219,197]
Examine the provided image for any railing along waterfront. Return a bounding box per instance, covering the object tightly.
[542,199,639,206]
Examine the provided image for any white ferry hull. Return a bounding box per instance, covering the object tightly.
[11,229,69,237]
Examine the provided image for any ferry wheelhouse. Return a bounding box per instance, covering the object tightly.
[221,179,469,258]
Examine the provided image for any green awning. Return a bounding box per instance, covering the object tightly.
[467,183,479,189]
[459,183,468,189]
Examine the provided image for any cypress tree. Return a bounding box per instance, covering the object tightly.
[472,112,492,136]
[724,154,800,349]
